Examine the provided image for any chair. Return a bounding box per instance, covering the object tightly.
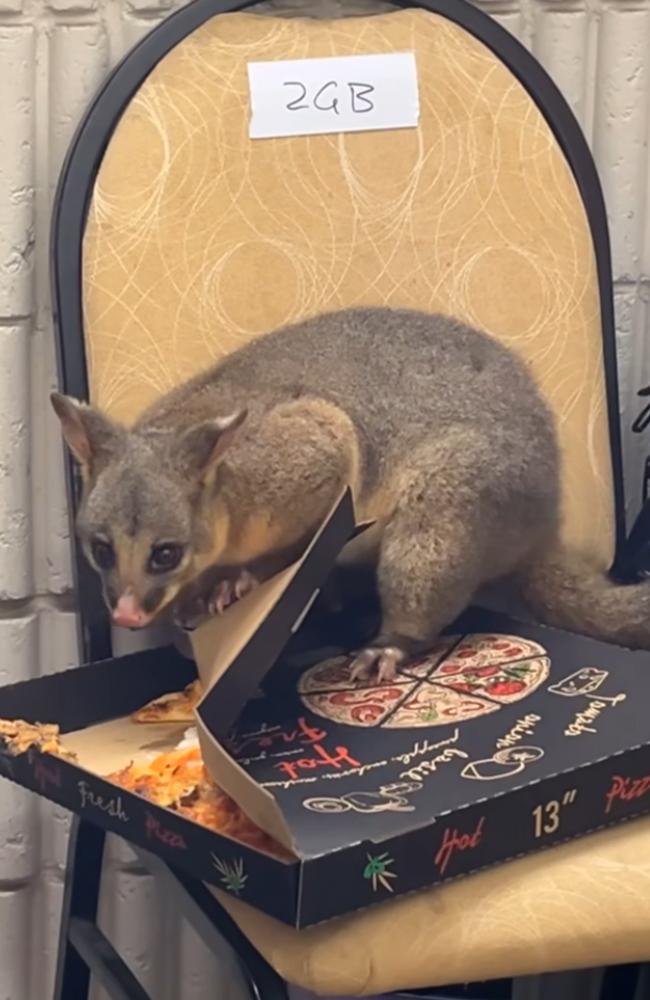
[49,0,650,997]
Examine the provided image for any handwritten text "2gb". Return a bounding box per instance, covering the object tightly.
[248,52,419,140]
[283,80,374,116]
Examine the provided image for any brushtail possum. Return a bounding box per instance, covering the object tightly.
[52,307,650,681]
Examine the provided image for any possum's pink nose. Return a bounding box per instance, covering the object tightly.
[112,592,150,629]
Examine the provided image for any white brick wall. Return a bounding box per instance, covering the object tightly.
[0,0,649,996]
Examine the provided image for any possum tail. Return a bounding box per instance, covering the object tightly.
[520,550,650,650]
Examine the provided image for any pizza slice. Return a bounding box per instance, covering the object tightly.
[109,746,204,807]
[107,747,293,860]
[305,683,414,726]
[431,655,549,703]
[298,656,411,694]
[298,657,361,694]
[131,679,203,724]
[432,633,547,677]
[397,636,460,679]
[384,682,499,728]
[0,718,77,761]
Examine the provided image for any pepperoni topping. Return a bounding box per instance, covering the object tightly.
[486,680,525,697]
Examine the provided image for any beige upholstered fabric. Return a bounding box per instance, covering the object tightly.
[214,816,650,993]
[79,8,642,990]
[83,8,615,567]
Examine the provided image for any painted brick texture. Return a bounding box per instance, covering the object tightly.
[0,0,648,996]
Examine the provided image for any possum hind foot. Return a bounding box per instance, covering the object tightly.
[350,642,408,684]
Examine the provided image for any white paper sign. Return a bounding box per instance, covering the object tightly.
[247,52,419,140]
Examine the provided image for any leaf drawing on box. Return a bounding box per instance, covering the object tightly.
[303,780,422,815]
[461,745,544,782]
[211,854,248,895]
[363,852,397,893]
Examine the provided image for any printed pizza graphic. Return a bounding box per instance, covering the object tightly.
[432,657,548,703]
[299,634,550,729]
[299,658,411,694]
[307,686,410,726]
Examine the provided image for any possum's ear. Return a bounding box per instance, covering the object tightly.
[178,409,247,480]
[50,393,122,472]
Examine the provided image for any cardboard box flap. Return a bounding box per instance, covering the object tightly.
[192,486,359,736]
[196,712,297,853]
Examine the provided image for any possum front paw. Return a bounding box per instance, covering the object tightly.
[206,569,259,615]
[350,643,407,684]
[174,569,259,630]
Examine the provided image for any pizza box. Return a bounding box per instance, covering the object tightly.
[2,488,650,929]
[193,603,650,926]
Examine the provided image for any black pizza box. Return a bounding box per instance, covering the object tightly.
[3,488,650,928]
[197,604,650,926]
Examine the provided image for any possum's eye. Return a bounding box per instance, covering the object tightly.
[149,543,184,574]
[91,538,115,570]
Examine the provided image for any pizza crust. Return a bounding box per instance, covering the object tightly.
[0,718,77,761]
[131,679,203,723]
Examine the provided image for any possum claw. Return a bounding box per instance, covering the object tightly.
[208,580,230,616]
[208,570,259,616]
[350,645,406,684]
[174,569,259,628]
[235,570,259,600]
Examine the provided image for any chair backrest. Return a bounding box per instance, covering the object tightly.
[52,0,624,657]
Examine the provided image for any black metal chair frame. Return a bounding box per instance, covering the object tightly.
[49,0,650,997]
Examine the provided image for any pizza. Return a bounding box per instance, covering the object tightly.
[131,679,203,724]
[434,635,545,674]
[108,746,293,860]
[298,657,411,695]
[432,656,549,703]
[398,637,459,678]
[0,718,77,761]
[383,683,499,728]
[307,685,410,726]
[299,632,550,729]
[297,656,362,694]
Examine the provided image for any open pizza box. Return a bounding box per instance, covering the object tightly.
[193,558,650,927]
[3,488,650,929]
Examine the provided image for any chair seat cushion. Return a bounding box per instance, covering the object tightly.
[215,816,650,994]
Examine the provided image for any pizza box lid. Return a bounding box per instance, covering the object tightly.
[190,486,364,850]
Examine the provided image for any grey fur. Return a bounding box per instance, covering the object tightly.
[52,307,650,673]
